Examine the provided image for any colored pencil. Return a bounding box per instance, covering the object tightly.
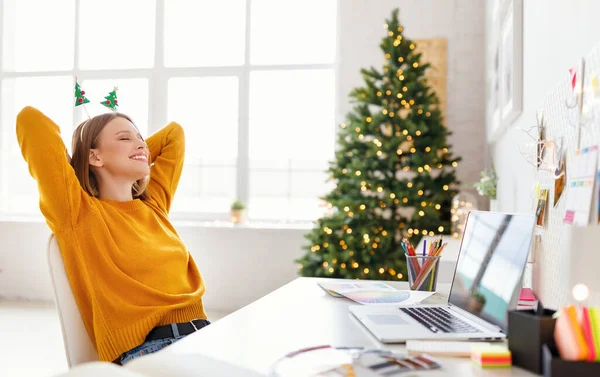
[412,242,447,290]
[403,238,422,275]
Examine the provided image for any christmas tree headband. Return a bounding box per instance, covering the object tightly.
[74,78,119,142]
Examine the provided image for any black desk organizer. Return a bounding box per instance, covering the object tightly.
[508,308,557,374]
[542,344,600,377]
[508,308,600,376]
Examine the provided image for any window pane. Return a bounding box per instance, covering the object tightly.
[200,166,236,197]
[2,77,73,154]
[164,0,246,67]
[74,79,149,137]
[290,171,330,197]
[2,0,75,72]
[79,0,155,69]
[172,165,235,213]
[289,197,327,221]
[290,159,330,171]
[1,76,73,215]
[168,78,239,214]
[250,0,336,65]
[168,77,239,163]
[249,70,335,160]
[249,70,335,221]
[1,192,40,215]
[250,158,289,170]
[176,164,201,197]
[250,171,288,196]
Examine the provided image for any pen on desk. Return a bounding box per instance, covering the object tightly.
[423,240,426,257]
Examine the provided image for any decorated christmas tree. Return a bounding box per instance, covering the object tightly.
[296,9,461,281]
[101,87,119,111]
[74,80,90,107]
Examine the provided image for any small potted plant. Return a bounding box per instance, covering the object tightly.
[468,291,486,313]
[474,164,497,211]
[230,200,246,224]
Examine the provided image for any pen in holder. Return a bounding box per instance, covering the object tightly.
[405,254,441,292]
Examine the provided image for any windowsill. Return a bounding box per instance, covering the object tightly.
[0,215,314,231]
[172,220,313,230]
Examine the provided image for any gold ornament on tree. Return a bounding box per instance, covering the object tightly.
[397,107,410,119]
[413,38,448,124]
[398,140,413,152]
[380,123,393,137]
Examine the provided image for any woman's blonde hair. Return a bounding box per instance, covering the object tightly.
[70,113,150,200]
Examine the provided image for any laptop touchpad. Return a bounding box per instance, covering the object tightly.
[367,315,409,325]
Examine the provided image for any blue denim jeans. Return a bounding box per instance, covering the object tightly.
[120,320,210,365]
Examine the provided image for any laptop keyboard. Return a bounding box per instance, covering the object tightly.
[399,307,483,334]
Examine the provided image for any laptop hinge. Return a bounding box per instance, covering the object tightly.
[447,304,504,333]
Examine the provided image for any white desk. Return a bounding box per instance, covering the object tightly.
[165,277,536,376]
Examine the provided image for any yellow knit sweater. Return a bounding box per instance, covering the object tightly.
[16,106,207,362]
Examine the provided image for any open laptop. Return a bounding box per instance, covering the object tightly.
[350,211,535,342]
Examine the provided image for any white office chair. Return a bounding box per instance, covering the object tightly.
[47,235,99,367]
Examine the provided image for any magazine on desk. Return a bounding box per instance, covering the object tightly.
[317,281,434,305]
[270,345,442,377]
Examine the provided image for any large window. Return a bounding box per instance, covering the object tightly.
[0,0,337,222]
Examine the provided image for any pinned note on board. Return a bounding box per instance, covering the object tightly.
[563,146,598,226]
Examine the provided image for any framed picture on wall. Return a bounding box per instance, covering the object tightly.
[486,0,502,142]
[499,0,523,127]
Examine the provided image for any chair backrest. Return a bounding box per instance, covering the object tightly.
[47,235,99,367]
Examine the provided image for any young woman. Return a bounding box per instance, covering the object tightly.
[16,106,209,365]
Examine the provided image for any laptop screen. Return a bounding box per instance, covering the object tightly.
[448,211,535,331]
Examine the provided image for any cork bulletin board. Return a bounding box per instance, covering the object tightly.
[414,38,448,124]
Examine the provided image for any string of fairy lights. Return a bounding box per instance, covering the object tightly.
[308,21,458,279]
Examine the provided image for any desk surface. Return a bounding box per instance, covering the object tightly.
[167,277,536,376]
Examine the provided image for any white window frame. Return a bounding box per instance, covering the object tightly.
[0,0,338,223]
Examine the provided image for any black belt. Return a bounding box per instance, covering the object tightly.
[145,319,210,341]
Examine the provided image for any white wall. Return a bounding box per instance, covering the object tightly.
[487,0,600,307]
[338,0,486,196]
[0,0,485,312]
[490,0,600,213]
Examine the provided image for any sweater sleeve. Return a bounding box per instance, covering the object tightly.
[145,122,185,214]
[16,106,89,231]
